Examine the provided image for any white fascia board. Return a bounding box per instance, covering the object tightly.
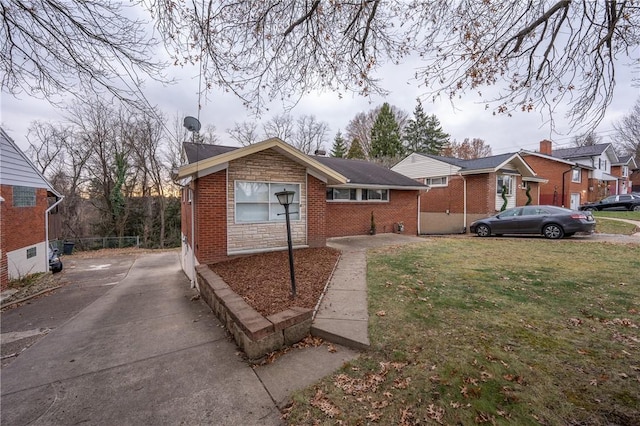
[196,162,228,178]
[307,168,328,183]
[329,183,428,191]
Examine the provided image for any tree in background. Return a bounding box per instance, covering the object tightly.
[346,138,366,160]
[346,105,408,159]
[403,98,450,154]
[228,113,328,154]
[152,1,638,132]
[370,103,403,161]
[228,121,260,147]
[613,98,640,165]
[442,138,492,159]
[330,131,347,158]
[5,2,637,135]
[572,131,602,147]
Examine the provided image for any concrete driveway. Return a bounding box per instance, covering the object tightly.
[1,251,285,425]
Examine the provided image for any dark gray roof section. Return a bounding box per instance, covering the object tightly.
[313,156,426,187]
[614,155,633,165]
[552,143,610,159]
[423,152,518,171]
[183,142,425,188]
[184,142,238,163]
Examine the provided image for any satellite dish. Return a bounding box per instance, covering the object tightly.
[183,116,201,132]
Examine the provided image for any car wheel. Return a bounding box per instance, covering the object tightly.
[543,224,564,239]
[585,207,597,211]
[632,205,640,212]
[475,224,491,237]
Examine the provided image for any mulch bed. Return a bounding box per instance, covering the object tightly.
[209,247,341,317]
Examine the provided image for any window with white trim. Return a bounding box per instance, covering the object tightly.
[424,176,448,187]
[623,166,629,177]
[326,188,389,202]
[235,181,300,223]
[496,175,514,196]
[13,186,36,207]
[571,169,581,183]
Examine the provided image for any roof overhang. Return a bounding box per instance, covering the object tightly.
[329,183,429,191]
[177,138,348,185]
[458,154,538,178]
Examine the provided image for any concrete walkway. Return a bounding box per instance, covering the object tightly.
[312,234,426,349]
[595,216,640,237]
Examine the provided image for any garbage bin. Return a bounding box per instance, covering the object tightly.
[63,241,75,255]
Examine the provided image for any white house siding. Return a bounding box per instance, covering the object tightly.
[0,129,51,189]
[6,241,48,279]
[392,154,461,180]
[226,149,307,254]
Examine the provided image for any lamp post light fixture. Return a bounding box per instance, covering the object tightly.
[275,189,297,298]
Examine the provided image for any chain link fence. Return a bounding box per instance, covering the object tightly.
[51,236,140,253]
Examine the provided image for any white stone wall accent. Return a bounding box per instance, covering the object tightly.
[227,149,307,253]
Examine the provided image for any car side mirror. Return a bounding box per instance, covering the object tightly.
[53,248,59,254]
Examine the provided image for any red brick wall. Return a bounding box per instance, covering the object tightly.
[523,156,589,206]
[326,190,419,237]
[307,175,327,247]
[420,174,495,215]
[194,171,228,264]
[0,185,48,290]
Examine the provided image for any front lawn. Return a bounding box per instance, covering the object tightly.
[286,238,640,425]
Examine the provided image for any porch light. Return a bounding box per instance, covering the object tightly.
[275,189,297,298]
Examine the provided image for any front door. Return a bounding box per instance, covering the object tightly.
[570,193,580,210]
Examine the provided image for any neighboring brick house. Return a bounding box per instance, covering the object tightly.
[391,152,545,234]
[545,141,620,203]
[611,155,638,195]
[520,140,591,210]
[176,138,426,283]
[1,127,62,290]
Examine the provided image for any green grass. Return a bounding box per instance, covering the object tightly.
[286,239,640,425]
[593,211,640,234]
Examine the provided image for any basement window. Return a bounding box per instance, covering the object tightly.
[26,247,36,259]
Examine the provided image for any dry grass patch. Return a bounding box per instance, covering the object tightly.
[285,238,640,425]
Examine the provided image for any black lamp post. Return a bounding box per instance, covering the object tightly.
[275,189,297,298]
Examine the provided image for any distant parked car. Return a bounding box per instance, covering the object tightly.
[470,205,596,239]
[49,245,63,273]
[579,194,640,211]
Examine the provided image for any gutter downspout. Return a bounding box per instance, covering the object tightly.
[191,186,197,289]
[417,193,421,235]
[461,174,467,233]
[45,195,64,271]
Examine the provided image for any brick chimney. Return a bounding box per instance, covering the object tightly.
[540,139,552,155]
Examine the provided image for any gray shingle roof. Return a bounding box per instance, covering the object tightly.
[184,142,237,163]
[313,156,425,187]
[183,142,426,188]
[551,143,609,159]
[422,152,518,171]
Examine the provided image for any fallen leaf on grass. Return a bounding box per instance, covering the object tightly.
[393,377,411,389]
[310,389,341,418]
[376,310,386,317]
[426,404,445,424]
[568,318,582,326]
[366,412,382,422]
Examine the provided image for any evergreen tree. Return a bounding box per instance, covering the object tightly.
[403,99,450,154]
[330,130,347,158]
[370,102,403,159]
[346,138,366,160]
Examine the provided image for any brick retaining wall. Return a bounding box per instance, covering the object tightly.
[196,264,312,360]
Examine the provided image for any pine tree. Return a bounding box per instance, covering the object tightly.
[330,130,347,158]
[370,102,403,159]
[403,99,449,154]
[346,138,366,160]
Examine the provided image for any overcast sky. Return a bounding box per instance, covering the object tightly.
[1,32,638,156]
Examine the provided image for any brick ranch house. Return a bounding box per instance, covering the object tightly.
[176,138,427,283]
[391,152,546,234]
[1,127,63,290]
